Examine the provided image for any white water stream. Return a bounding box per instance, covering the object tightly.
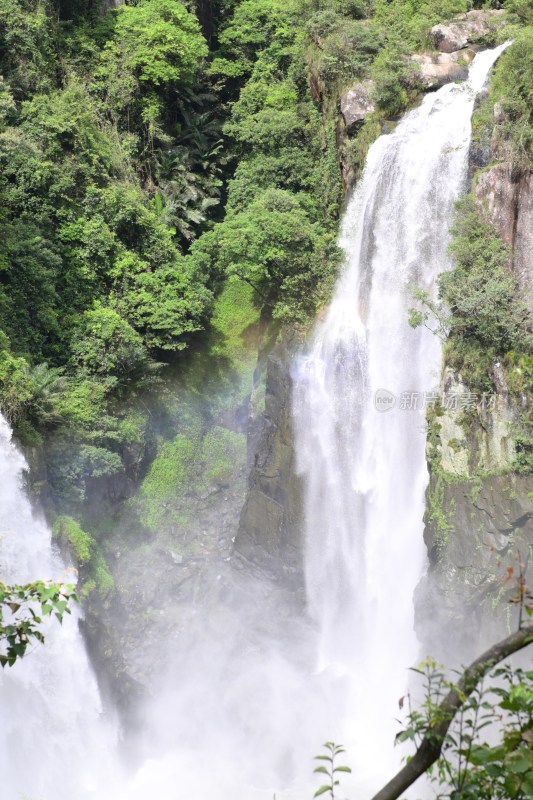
[292,43,509,795]
[0,44,507,800]
[0,416,119,799]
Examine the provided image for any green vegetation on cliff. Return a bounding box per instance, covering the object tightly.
[443,195,532,390]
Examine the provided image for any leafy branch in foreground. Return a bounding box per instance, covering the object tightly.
[0,580,78,667]
[370,624,533,800]
[313,741,352,799]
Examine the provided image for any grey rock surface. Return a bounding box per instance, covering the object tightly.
[412,51,471,90]
[234,333,305,589]
[476,164,533,307]
[340,80,376,134]
[431,10,504,54]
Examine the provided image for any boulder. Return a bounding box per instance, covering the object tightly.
[412,51,472,90]
[431,24,468,54]
[431,9,505,54]
[340,80,375,134]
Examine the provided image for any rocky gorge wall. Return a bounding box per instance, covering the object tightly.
[417,53,533,660]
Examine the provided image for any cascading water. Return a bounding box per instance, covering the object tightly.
[0,414,119,800]
[292,44,509,795]
[0,45,508,800]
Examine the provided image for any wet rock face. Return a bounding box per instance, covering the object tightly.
[436,367,518,478]
[476,164,533,307]
[234,334,304,589]
[431,10,505,54]
[417,474,533,664]
[82,455,250,719]
[340,81,375,134]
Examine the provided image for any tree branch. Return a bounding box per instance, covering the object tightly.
[232,271,274,307]
[371,624,533,800]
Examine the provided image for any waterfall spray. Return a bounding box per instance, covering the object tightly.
[0,414,119,800]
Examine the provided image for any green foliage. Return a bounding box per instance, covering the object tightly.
[113,259,213,352]
[202,426,246,483]
[427,471,456,551]
[0,580,77,667]
[46,439,124,505]
[52,515,115,595]
[506,0,533,27]
[443,195,532,354]
[0,0,56,98]
[139,432,199,529]
[53,515,92,564]
[0,346,34,424]
[52,377,111,429]
[313,742,352,799]
[210,0,293,80]
[0,219,63,359]
[137,422,246,532]
[306,18,381,89]
[70,305,149,380]
[209,0,344,318]
[409,196,533,394]
[218,189,329,319]
[208,276,260,365]
[96,0,209,156]
[426,401,445,469]
[506,353,533,397]
[153,98,226,243]
[0,337,71,427]
[398,658,533,800]
[89,552,115,596]
[372,0,469,49]
[514,427,533,474]
[374,47,422,117]
[109,0,207,87]
[489,29,533,163]
[505,353,533,474]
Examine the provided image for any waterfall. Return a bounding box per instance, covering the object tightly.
[0,45,508,800]
[292,45,509,795]
[0,414,119,800]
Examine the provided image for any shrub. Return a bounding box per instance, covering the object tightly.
[70,305,149,379]
[106,0,207,87]
[442,196,532,354]
[489,30,533,163]
[0,348,33,423]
